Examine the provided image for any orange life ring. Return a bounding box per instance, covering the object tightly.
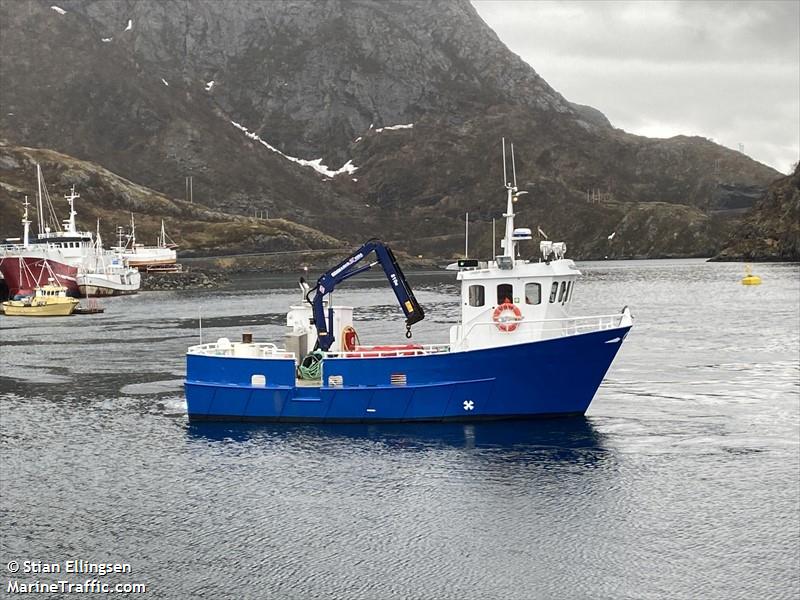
[493,302,522,332]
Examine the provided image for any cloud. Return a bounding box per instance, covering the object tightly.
[473,0,799,173]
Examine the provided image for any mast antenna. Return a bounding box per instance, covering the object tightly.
[502,137,508,187]
[511,143,517,188]
[465,212,469,258]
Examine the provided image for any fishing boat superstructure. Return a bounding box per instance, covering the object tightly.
[184,141,633,422]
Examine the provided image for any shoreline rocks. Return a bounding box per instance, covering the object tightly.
[140,270,230,291]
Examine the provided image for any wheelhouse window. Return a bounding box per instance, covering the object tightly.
[563,281,572,304]
[468,284,485,307]
[568,283,576,302]
[525,282,541,305]
[549,282,559,303]
[558,281,567,303]
[497,283,513,305]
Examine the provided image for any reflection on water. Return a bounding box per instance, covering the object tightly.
[187,417,610,461]
[1,260,798,600]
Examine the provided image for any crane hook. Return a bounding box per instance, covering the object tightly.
[405,325,413,339]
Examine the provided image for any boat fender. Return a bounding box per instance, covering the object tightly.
[493,301,522,332]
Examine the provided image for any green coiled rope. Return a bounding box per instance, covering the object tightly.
[297,349,325,380]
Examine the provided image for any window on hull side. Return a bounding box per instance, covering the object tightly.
[497,283,513,305]
[549,282,559,303]
[525,282,541,305]
[468,284,485,307]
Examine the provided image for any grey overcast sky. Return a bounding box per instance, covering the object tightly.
[472,0,799,174]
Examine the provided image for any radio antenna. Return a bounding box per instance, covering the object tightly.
[511,143,517,188]
[502,137,508,186]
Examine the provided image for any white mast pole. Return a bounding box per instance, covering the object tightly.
[502,141,516,260]
[22,196,31,248]
[511,143,517,187]
[465,212,469,258]
[64,186,79,234]
[36,163,45,234]
[502,137,508,186]
[95,219,102,255]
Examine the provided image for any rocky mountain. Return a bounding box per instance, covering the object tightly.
[0,0,784,261]
[0,0,374,241]
[713,163,800,261]
[54,0,582,164]
[0,141,345,257]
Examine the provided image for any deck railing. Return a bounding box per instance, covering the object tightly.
[187,310,631,361]
[325,344,451,360]
[460,310,630,340]
[187,341,296,360]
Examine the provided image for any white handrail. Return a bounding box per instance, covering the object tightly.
[326,344,451,360]
[187,341,296,359]
[460,311,627,339]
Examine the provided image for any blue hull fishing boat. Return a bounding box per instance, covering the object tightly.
[184,142,632,422]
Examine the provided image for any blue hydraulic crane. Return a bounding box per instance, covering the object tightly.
[305,239,425,351]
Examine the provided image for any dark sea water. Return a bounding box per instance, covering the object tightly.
[1,259,798,599]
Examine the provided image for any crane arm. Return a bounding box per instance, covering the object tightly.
[306,238,425,351]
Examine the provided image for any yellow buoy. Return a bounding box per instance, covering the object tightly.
[741,264,762,285]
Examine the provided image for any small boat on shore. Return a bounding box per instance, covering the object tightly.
[2,283,79,317]
[113,215,178,271]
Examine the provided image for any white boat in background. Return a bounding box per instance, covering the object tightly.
[77,224,141,296]
[113,215,178,271]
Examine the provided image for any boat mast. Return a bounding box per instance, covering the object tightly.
[36,163,45,235]
[465,212,469,258]
[64,186,79,234]
[159,219,166,248]
[22,196,31,248]
[501,138,517,262]
[130,213,136,247]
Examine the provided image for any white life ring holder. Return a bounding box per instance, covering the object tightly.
[492,302,522,332]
